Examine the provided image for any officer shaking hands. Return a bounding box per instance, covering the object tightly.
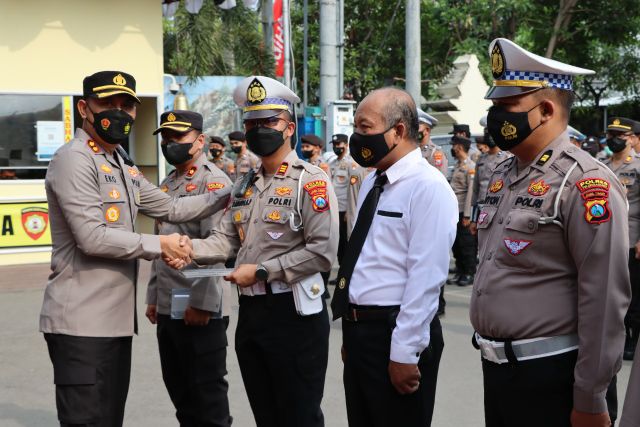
[40,71,231,426]
[169,76,339,427]
[470,39,630,427]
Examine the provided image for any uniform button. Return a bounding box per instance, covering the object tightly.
[528,221,534,229]
[476,289,482,296]
[253,219,258,224]
[487,252,492,260]
[498,218,503,224]
[506,217,511,225]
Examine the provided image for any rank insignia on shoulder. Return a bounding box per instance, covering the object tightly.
[303,180,330,212]
[186,183,197,192]
[100,164,112,173]
[503,238,531,255]
[105,206,120,222]
[88,140,101,153]
[186,166,197,178]
[276,163,288,177]
[536,150,553,166]
[244,187,253,198]
[489,179,504,193]
[161,185,169,193]
[275,186,292,196]
[128,167,138,178]
[528,180,550,196]
[207,182,225,192]
[626,155,633,163]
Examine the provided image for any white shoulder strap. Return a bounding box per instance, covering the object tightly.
[538,161,578,228]
[289,169,305,231]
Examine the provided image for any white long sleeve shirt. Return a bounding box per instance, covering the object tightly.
[348,148,458,364]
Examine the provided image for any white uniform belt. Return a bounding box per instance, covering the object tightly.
[239,280,292,297]
[475,333,579,364]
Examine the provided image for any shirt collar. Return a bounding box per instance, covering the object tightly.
[384,148,422,185]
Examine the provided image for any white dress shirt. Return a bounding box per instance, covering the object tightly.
[349,148,458,364]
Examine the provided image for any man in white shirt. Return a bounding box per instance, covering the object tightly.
[330,87,458,427]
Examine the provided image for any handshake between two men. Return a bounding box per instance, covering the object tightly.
[158,233,260,288]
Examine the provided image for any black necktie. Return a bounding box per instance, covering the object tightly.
[331,172,388,320]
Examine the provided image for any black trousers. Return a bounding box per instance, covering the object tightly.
[337,211,348,264]
[235,293,330,427]
[44,333,132,427]
[156,315,231,427]
[483,351,579,427]
[627,248,640,329]
[452,213,477,275]
[342,316,444,427]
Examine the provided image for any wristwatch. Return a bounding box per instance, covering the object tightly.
[255,264,269,281]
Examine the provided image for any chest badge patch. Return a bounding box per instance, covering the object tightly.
[503,239,531,255]
[186,166,197,178]
[108,188,121,199]
[275,186,292,196]
[207,182,225,192]
[528,180,550,196]
[267,210,282,221]
[244,187,254,198]
[350,176,359,185]
[185,183,197,192]
[478,211,488,224]
[489,179,504,193]
[100,164,112,174]
[233,211,243,223]
[267,231,284,240]
[161,185,169,193]
[105,206,120,223]
[303,180,330,212]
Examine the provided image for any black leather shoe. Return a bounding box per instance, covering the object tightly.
[624,329,637,360]
[449,267,458,274]
[457,275,474,287]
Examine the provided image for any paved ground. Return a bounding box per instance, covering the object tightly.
[0,262,633,426]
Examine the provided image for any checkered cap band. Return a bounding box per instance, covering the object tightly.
[503,70,573,90]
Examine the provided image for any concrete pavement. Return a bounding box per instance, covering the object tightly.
[0,262,632,426]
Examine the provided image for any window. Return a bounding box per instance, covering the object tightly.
[0,94,81,180]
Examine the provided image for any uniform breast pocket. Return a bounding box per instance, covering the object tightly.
[100,185,128,227]
[494,210,540,272]
[261,207,293,247]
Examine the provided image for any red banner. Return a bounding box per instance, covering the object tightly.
[273,0,284,77]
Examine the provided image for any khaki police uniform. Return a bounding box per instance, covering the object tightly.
[346,165,370,239]
[329,154,356,263]
[191,150,338,426]
[234,150,260,181]
[41,127,230,425]
[471,133,630,416]
[471,150,509,208]
[449,156,477,281]
[604,150,640,362]
[147,152,233,427]
[421,142,448,176]
[621,340,640,426]
[213,154,235,179]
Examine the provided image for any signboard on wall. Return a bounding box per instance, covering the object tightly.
[0,202,51,248]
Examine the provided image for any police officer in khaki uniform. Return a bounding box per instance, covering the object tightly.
[209,135,236,179]
[145,110,233,427]
[301,134,332,177]
[40,71,231,427]
[329,133,356,265]
[470,117,509,235]
[448,135,476,286]
[603,117,640,361]
[417,109,448,176]
[471,38,630,427]
[229,130,260,181]
[170,76,339,427]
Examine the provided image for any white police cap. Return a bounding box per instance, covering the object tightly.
[233,76,301,120]
[417,108,438,128]
[567,125,586,142]
[486,38,595,99]
[479,115,487,128]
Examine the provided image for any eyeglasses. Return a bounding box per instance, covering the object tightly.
[244,116,290,130]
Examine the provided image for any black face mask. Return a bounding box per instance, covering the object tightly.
[231,145,243,154]
[451,148,457,158]
[349,124,398,167]
[245,127,286,157]
[301,149,314,159]
[162,141,194,166]
[487,103,543,151]
[606,137,627,153]
[333,146,345,156]
[88,106,134,145]
[484,129,496,148]
[210,148,223,159]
